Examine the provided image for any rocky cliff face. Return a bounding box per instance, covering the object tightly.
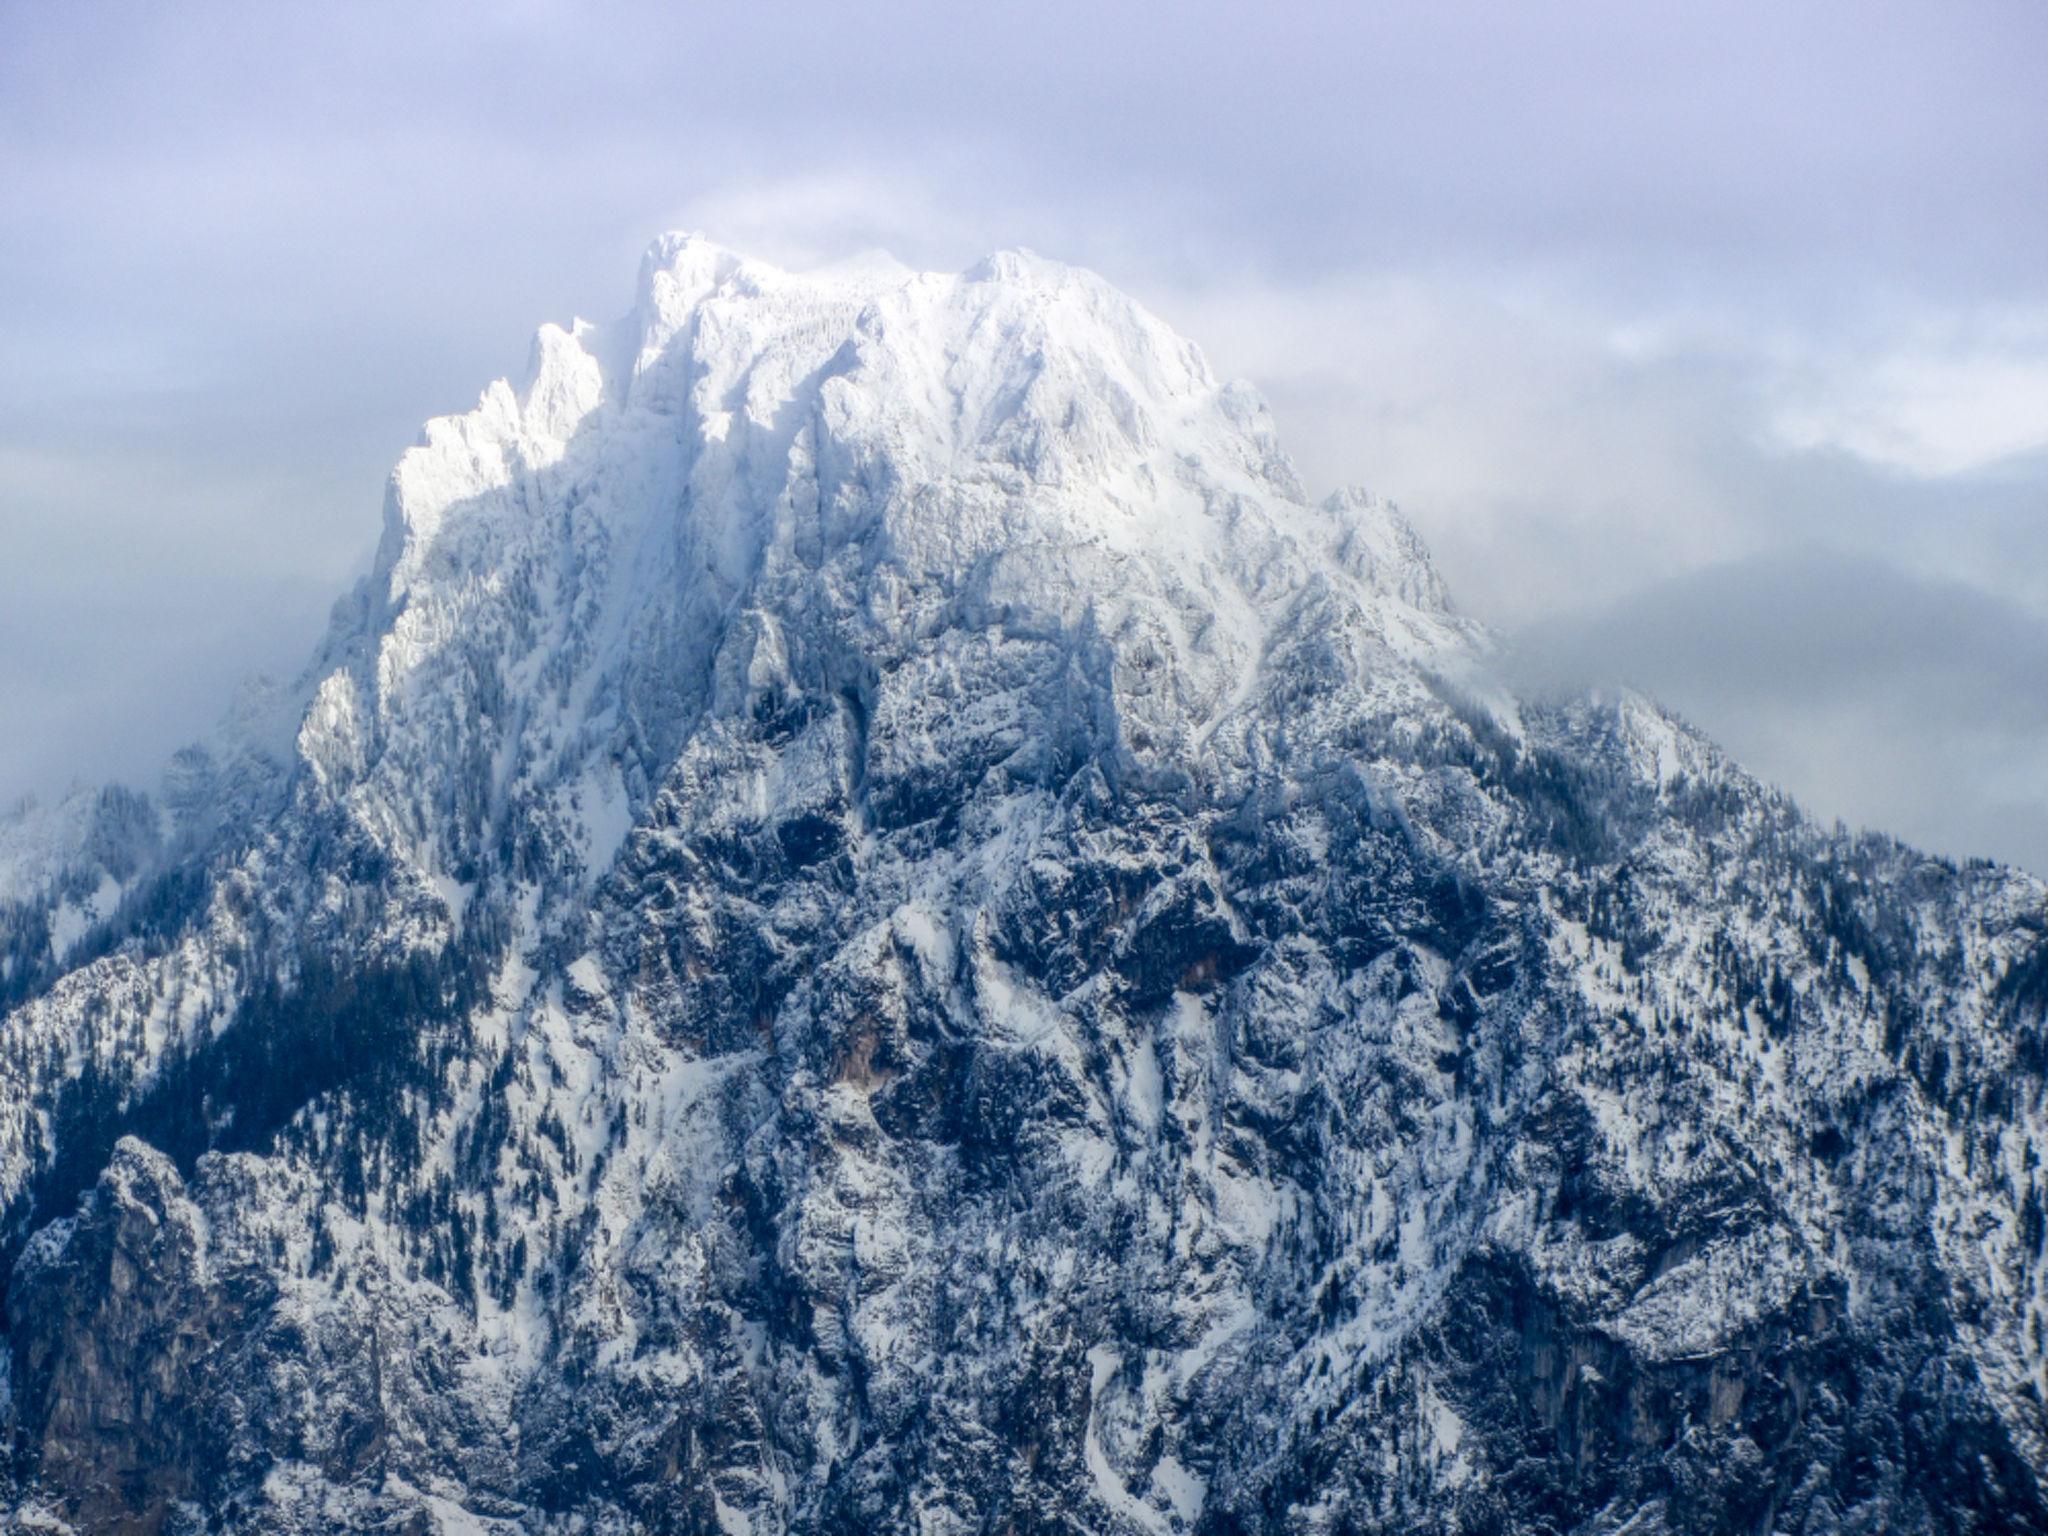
[2,236,2045,1534]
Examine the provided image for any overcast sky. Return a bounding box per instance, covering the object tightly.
[4,0,2047,870]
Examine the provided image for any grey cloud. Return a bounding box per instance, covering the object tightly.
[6,1,2046,295]
[1512,550,2048,875]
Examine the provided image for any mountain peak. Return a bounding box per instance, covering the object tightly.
[372,232,1465,707]
[5,232,2048,1535]
[7,237,1473,947]
[279,235,1480,959]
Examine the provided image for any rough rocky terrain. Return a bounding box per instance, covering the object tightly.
[3,235,2045,1534]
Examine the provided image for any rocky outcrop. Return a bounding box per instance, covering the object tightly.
[9,1140,238,1534]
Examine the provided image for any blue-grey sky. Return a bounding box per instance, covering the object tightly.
[4,0,2047,869]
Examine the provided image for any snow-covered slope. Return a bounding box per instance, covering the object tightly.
[3,236,2045,1535]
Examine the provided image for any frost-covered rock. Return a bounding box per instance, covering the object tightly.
[2,236,2045,1533]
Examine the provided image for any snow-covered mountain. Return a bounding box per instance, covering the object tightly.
[3,235,2046,1534]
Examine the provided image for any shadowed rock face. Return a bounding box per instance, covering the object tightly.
[3,238,2047,1533]
[10,1141,232,1535]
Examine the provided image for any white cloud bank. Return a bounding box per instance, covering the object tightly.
[1769,316,2048,476]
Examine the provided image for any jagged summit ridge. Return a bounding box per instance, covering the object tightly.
[379,230,1439,612]
[305,234,1478,939]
